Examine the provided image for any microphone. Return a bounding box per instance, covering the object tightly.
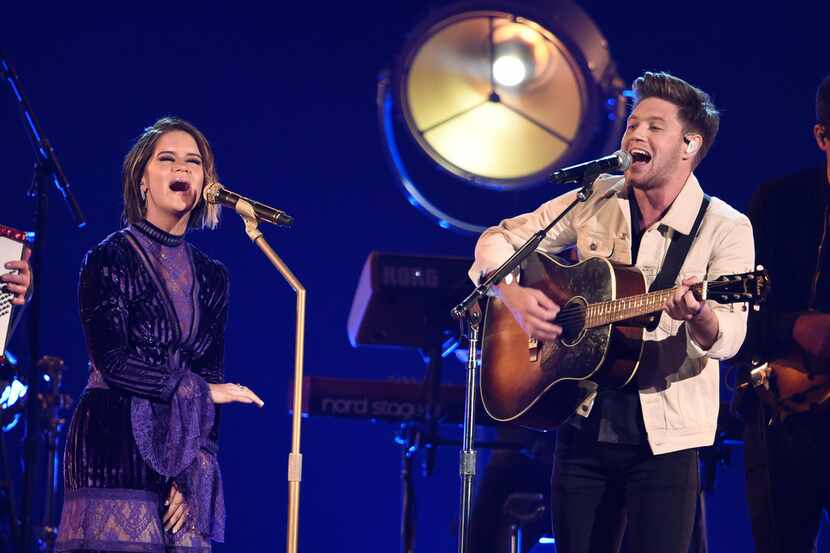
[203,182,293,227]
[550,150,632,185]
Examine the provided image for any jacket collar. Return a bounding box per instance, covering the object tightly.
[609,173,705,235]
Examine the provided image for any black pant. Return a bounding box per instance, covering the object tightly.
[744,406,830,553]
[551,426,699,553]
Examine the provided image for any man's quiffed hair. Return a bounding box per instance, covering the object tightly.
[633,71,720,166]
[816,75,830,126]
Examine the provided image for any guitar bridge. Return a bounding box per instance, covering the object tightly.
[529,337,539,362]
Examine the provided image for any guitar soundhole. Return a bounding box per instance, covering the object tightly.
[557,296,587,346]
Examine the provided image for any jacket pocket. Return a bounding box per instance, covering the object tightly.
[577,232,615,260]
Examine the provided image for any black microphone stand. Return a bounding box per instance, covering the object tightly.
[1,50,85,553]
[450,171,600,553]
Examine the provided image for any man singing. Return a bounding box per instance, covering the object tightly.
[469,71,753,553]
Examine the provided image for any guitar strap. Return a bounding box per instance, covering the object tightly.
[644,193,711,331]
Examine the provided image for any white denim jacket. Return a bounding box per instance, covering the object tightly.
[469,173,754,455]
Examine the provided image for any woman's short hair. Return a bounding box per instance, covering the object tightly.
[121,116,220,230]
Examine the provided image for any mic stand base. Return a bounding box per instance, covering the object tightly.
[235,200,305,553]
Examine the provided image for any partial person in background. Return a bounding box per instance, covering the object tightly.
[739,74,830,553]
[56,117,264,552]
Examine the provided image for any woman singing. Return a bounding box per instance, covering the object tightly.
[56,117,263,552]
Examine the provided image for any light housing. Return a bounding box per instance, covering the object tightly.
[379,1,627,233]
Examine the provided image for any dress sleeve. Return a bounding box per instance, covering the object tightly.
[131,371,225,542]
[79,242,183,400]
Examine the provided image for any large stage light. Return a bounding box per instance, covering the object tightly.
[379,1,627,233]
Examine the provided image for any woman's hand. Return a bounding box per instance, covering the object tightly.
[208,382,264,407]
[163,483,189,534]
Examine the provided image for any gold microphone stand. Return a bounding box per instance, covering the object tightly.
[233,199,305,553]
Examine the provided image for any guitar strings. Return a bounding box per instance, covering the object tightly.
[543,280,751,328]
[553,281,748,325]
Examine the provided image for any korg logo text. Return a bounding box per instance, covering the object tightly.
[382,266,440,288]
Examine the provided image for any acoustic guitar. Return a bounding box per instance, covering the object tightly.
[480,252,769,430]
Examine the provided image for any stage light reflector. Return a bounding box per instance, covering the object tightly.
[379,1,626,233]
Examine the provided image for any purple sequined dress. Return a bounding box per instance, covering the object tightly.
[56,220,229,553]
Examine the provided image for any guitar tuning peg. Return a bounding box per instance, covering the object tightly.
[756,264,764,271]
[753,304,761,312]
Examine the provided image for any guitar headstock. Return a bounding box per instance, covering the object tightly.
[707,265,770,308]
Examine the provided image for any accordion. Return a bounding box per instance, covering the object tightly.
[0,224,29,358]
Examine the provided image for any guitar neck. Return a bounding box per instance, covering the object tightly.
[585,282,705,328]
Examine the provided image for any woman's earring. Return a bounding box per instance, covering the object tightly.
[140,188,147,202]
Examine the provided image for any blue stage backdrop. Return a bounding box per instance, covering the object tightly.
[2,2,830,552]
